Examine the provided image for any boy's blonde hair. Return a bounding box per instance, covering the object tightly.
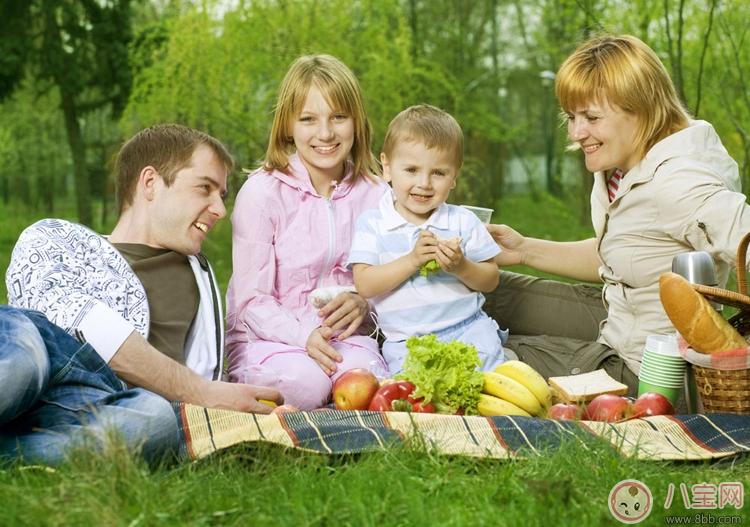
[381,104,464,169]
[115,123,233,214]
[556,34,689,161]
[263,54,379,181]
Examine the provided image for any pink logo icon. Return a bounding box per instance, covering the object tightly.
[608,479,653,524]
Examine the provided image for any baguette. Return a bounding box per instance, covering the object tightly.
[659,272,746,354]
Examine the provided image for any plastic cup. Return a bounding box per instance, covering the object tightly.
[642,353,684,364]
[637,380,681,404]
[638,334,688,402]
[639,371,684,388]
[640,356,686,373]
[644,334,681,357]
[460,205,493,224]
[639,354,686,386]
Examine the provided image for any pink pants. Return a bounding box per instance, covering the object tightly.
[227,336,386,410]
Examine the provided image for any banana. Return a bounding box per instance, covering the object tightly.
[477,393,531,417]
[482,371,542,416]
[494,360,552,409]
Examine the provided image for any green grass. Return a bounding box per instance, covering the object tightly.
[490,193,595,282]
[1,438,748,526]
[2,197,748,526]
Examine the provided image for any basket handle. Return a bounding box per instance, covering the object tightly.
[736,232,750,295]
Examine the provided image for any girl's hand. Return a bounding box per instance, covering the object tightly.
[486,223,525,266]
[408,230,438,269]
[319,291,369,339]
[435,237,464,273]
[305,326,342,375]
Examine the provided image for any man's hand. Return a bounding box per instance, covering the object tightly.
[486,223,525,267]
[306,326,342,375]
[201,381,283,414]
[408,230,438,270]
[319,291,368,339]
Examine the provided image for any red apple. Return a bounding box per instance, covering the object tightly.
[332,368,380,410]
[271,404,300,414]
[631,392,675,418]
[584,394,632,422]
[547,403,581,421]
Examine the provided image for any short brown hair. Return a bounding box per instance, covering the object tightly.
[381,104,464,169]
[556,34,689,160]
[263,54,379,181]
[115,123,234,213]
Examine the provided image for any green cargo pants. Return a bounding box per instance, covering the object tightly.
[483,271,639,396]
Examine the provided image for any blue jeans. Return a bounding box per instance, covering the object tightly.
[0,306,181,466]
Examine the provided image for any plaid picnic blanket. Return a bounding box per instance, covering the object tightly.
[178,405,750,462]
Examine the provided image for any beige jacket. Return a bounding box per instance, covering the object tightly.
[592,120,750,374]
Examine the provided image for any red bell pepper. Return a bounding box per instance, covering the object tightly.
[367,381,436,413]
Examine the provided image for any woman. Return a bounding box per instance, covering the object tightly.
[225,55,388,410]
[485,34,750,394]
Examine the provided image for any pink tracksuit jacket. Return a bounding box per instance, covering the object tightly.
[226,154,388,409]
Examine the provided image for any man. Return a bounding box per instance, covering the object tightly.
[2,124,282,465]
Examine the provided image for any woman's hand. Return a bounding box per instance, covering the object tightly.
[319,291,368,339]
[486,224,526,266]
[306,326,342,375]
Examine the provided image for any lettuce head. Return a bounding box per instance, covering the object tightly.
[396,334,483,414]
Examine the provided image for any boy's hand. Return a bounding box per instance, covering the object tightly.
[435,237,464,273]
[408,230,438,270]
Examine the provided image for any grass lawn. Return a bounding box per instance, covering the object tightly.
[1,437,748,526]
[1,195,748,525]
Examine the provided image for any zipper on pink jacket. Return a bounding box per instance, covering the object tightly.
[315,193,337,290]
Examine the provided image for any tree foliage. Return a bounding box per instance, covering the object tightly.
[0,0,134,226]
[3,0,750,223]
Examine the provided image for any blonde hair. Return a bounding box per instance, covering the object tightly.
[263,54,379,181]
[115,124,233,214]
[382,104,464,169]
[555,34,689,160]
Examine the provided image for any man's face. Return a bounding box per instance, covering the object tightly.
[147,144,228,255]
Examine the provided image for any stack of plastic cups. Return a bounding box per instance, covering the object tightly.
[638,334,687,405]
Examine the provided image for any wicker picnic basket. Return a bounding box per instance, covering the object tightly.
[689,232,750,414]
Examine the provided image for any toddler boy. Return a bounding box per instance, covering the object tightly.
[347,104,506,375]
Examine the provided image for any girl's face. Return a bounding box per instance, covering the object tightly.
[566,99,640,174]
[291,85,354,185]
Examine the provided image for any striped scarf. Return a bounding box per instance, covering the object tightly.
[607,168,624,202]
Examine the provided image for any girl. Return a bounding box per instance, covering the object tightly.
[226,55,388,409]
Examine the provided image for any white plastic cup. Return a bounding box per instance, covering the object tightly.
[461,205,493,224]
[644,334,681,357]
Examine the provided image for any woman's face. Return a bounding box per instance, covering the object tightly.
[291,85,354,185]
[566,99,640,174]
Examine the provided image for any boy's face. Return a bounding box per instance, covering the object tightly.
[381,140,458,225]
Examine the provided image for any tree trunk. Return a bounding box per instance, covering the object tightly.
[59,88,92,226]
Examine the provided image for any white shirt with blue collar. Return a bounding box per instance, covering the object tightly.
[347,190,501,342]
